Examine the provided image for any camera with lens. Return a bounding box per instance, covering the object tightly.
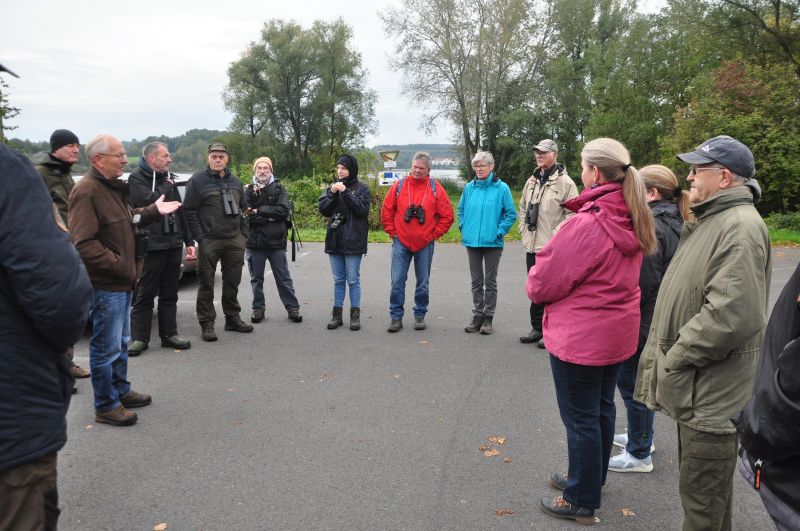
[131,213,149,260]
[404,204,425,224]
[525,202,540,232]
[329,212,345,230]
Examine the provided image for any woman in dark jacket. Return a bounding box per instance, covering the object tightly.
[244,156,302,324]
[318,155,371,331]
[610,165,689,473]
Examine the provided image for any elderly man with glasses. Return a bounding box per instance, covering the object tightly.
[635,135,771,530]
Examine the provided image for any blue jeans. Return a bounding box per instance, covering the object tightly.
[389,239,434,319]
[617,350,655,459]
[329,253,362,308]
[550,354,621,509]
[89,290,132,412]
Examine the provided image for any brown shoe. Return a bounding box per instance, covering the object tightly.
[95,405,138,426]
[120,390,152,408]
[69,365,91,378]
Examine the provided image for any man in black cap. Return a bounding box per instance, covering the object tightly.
[32,129,91,380]
[635,135,771,530]
[183,142,253,341]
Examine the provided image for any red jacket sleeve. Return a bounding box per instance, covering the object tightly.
[381,182,400,238]
[431,182,454,240]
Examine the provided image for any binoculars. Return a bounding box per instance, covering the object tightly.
[404,204,425,224]
[329,212,345,230]
[525,202,540,231]
[222,186,240,216]
[131,213,149,260]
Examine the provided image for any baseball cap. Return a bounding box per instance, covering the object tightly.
[208,142,228,154]
[0,63,19,78]
[534,139,558,153]
[677,135,755,179]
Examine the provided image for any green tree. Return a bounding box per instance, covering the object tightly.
[0,77,20,143]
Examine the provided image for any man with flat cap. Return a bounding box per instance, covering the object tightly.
[635,135,771,530]
[32,129,91,381]
[184,142,253,341]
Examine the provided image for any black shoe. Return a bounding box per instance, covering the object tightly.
[414,317,426,330]
[548,471,567,491]
[128,340,149,356]
[539,496,595,525]
[479,315,493,335]
[251,309,265,323]
[120,390,152,408]
[465,315,483,333]
[161,335,191,349]
[538,338,546,349]
[387,319,403,333]
[520,329,543,343]
[225,315,254,333]
[200,321,217,342]
[288,309,303,323]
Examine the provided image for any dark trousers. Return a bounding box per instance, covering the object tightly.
[130,247,182,341]
[466,247,503,317]
[197,234,245,323]
[526,252,544,331]
[550,354,621,509]
[0,453,60,531]
[678,423,738,531]
[245,247,299,311]
[616,349,655,459]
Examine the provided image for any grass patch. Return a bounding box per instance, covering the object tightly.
[769,228,800,246]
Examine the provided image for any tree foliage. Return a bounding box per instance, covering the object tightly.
[0,77,20,143]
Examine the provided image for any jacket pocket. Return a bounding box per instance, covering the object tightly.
[655,361,696,422]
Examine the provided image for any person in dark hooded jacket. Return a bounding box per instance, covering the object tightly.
[733,262,800,531]
[318,154,371,331]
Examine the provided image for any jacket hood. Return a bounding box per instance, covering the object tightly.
[566,182,640,256]
[136,158,170,180]
[473,172,499,187]
[691,184,756,219]
[31,151,72,169]
[744,178,762,202]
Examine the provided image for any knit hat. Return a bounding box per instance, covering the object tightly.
[50,129,80,152]
[252,156,273,173]
[336,155,358,179]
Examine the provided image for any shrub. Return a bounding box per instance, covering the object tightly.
[765,211,800,232]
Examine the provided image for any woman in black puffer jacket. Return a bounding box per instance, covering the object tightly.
[318,155,372,331]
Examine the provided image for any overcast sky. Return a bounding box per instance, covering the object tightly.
[1,0,664,147]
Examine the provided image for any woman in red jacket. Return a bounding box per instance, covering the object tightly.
[527,138,656,524]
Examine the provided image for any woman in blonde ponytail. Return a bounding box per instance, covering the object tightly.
[527,138,655,524]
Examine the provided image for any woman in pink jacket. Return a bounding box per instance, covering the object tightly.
[527,138,656,525]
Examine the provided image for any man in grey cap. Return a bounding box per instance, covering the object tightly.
[183,142,253,341]
[518,139,578,346]
[635,135,771,530]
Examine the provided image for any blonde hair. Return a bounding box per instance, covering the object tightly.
[581,138,657,255]
[639,165,691,221]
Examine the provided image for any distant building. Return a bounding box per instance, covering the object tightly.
[432,157,458,167]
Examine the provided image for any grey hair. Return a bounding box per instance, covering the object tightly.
[85,134,113,160]
[471,151,494,166]
[142,141,167,159]
[412,151,432,169]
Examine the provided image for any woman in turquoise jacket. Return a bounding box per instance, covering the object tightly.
[457,151,517,334]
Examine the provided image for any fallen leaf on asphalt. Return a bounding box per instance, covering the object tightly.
[320,372,330,381]
[479,444,490,452]
[622,508,636,517]
[488,436,505,445]
[153,524,168,531]
[85,425,93,430]
[419,340,429,345]
[483,448,500,457]
[495,509,514,516]
[226,388,235,392]
[394,374,400,379]
[503,457,511,464]
[233,420,243,426]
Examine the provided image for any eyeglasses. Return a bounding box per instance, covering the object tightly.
[472,163,489,169]
[690,165,723,176]
[98,153,127,159]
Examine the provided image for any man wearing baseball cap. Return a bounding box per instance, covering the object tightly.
[635,135,771,529]
[183,142,253,341]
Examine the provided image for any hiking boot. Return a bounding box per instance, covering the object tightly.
[608,449,653,473]
[95,405,138,426]
[519,328,543,344]
[465,315,483,333]
[200,321,217,342]
[349,307,361,331]
[161,335,191,350]
[288,309,303,323]
[479,315,494,335]
[414,317,426,330]
[69,364,90,378]
[225,315,254,333]
[387,319,403,333]
[251,309,265,323]
[613,433,655,453]
[327,307,344,329]
[127,340,149,357]
[120,389,152,408]
[548,471,567,491]
[540,495,595,525]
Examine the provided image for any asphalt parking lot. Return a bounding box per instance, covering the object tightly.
[61,242,797,530]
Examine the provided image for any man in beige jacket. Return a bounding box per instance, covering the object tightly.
[518,139,578,347]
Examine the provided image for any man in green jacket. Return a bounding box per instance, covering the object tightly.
[635,135,771,531]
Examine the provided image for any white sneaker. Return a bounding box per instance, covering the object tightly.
[612,432,655,453]
[608,449,653,473]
